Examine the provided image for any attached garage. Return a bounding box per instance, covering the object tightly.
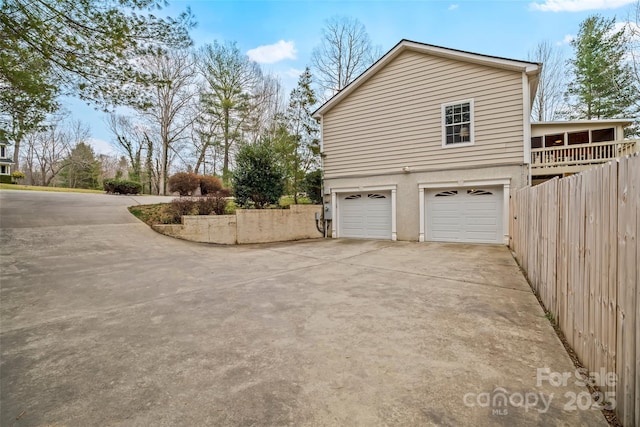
[425,186,504,244]
[337,191,393,239]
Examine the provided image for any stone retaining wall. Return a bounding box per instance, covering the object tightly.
[153,204,322,244]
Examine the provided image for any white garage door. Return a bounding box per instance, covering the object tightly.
[339,192,392,239]
[426,187,503,243]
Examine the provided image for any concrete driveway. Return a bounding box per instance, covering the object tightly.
[0,190,606,426]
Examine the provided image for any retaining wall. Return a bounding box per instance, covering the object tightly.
[153,204,322,244]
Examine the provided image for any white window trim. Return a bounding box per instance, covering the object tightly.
[330,185,397,241]
[441,98,475,148]
[418,178,510,244]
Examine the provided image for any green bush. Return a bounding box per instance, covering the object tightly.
[232,139,285,209]
[168,172,199,196]
[0,175,12,184]
[199,175,224,195]
[303,170,322,204]
[103,179,142,194]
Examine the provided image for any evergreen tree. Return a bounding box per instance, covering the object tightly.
[566,15,638,122]
[197,42,262,183]
[281,67,319,204]
[232,138,285,209]
[60,142,101,189]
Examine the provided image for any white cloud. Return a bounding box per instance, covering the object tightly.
[530,0,635,12]
[556,34,575,45]
[247,40,297,64]
[88,138,117,156]
[614,20,640,38]
[448,4,459,10]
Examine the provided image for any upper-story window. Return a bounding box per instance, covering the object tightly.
[0,145,5,158]
[442,99,474,147]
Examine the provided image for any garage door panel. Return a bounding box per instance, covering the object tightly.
[339,192,392,239]
[426,187,503,244]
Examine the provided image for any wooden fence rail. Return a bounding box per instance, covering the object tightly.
[510,153,639,426]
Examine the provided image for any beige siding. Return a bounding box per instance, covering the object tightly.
[323,50,525,179]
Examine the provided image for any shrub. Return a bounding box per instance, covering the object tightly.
[166,197,197,223]
[303,170,322,204]
[103,179,141,195]
[168,172,199,196]
[11,171,25,183]
[197,189,231,215]
[232,139,285,209]
[199,175,224,195]
[0,175,12,184]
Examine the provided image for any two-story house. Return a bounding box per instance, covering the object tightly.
[313,39,638,244]
[0,141,14,180]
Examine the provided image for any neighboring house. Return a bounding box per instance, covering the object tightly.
[0,142,14,177]
[312,39,639,244]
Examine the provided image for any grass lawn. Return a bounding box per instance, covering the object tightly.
[129,203,171,225]
[0,184,104,194]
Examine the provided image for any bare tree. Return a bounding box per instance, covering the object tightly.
[626,1,640,111]
[21,116,88,186]
[244,72,285,144]
[311,16,379,99]
[528,40,566,121]
[97,154,127,181]
[137,49,198,194]
[106,114,146,183]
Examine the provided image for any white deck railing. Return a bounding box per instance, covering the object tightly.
[531,139,639,174]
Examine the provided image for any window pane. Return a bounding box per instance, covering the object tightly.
[545,134,564,147]
[444,102,471,145]
[531,137,543,149]
[568,131,589,145]
[592,128,614,142]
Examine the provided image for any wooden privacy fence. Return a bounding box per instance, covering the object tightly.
[510,153,639,426]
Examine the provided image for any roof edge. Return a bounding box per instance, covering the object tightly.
[532,119,635,126]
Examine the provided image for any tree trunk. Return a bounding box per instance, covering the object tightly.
[194,142,208,174]
[222,107,230,179]
[160,137,168,195]
[12,138,21,172]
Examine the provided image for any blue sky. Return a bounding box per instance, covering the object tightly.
[76,0,638,154]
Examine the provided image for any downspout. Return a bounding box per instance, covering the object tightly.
[320,115,329,238]
[314,115,327,237]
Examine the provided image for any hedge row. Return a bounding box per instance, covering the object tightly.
[103,179,142,195]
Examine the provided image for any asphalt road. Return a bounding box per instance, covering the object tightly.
[0,190,607,426]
